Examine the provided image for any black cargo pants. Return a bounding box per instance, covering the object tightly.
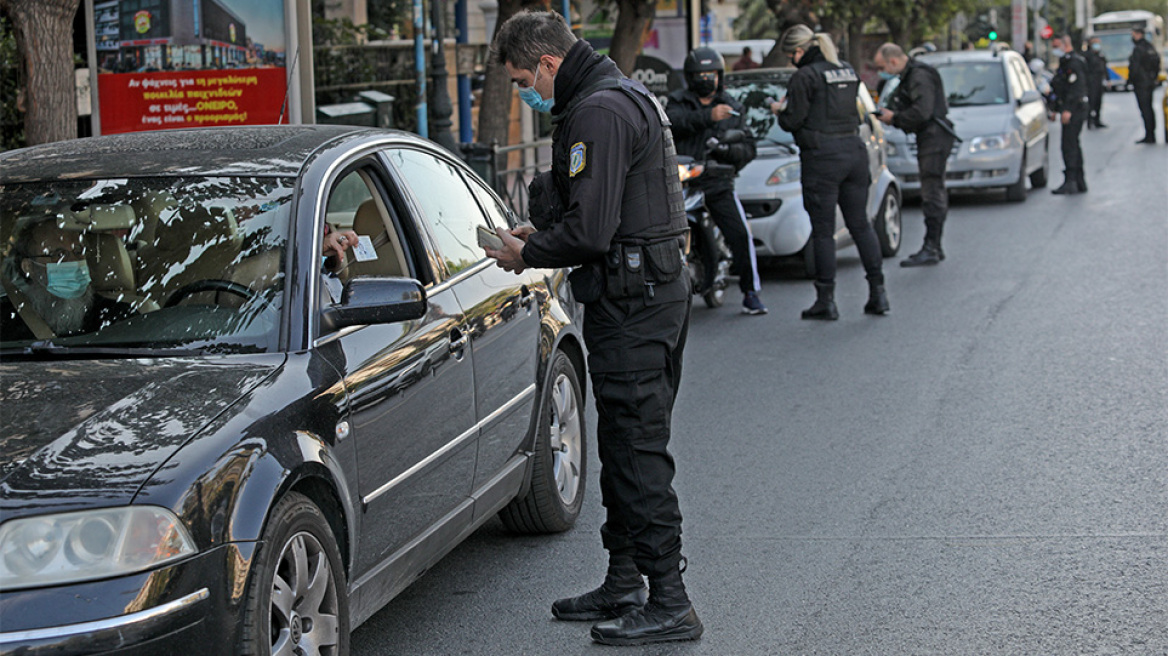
[1060,103,1087,173]
[699,181,760,294]
[916,126,955,246]
[583,275,691,578]
[800,136,882,284]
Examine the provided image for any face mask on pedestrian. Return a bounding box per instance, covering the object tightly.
[519,62,555,113]
[878,71,896,81]
[1052,48,1064,58]
[689,71,718,97]
[33,259,92,299]
[1091,42,1101,51]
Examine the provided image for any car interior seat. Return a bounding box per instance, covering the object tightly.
[343,198,408,280]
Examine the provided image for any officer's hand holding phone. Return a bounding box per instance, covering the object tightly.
[710,104,734,121]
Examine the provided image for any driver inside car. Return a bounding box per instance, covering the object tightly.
[1,217,134,341]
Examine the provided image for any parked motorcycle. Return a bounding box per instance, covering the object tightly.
[677,156,732,308]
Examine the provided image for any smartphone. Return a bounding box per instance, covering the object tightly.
[476,225,505,251]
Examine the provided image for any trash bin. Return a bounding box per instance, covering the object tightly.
[317,102,376,127]
[356,91,395,129]
[460,142,497,190]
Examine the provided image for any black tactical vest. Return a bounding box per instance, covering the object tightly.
[801,59,861,136]
[552,78,687,244]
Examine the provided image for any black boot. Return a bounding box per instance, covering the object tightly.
[1051,171,1082,195]
[900,241,943,267]
[1075,168,1088,193]
[551,555,647,621]
[590,567,703,646]
[864,275,889,315]
[801,282,839,320]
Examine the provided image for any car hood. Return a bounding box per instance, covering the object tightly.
[885,105,1014,143]
[0,356,283,515]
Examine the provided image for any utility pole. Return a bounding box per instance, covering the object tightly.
[430,0,457,150]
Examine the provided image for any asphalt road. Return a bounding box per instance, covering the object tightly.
[352,89,1168,655]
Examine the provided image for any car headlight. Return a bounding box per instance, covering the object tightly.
[766,162,801,185]
[968,132,1017,153]
[0,506,197,591]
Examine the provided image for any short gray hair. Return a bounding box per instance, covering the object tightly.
[876,43,907,61]
[490,11,577,71]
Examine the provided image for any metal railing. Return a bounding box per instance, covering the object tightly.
[463,138,552,223]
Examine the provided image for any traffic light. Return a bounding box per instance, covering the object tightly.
[966,15,999,45]
[988,28,998,41]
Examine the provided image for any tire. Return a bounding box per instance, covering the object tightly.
[1005,153,1027,202]
[1029,166,1047,189]
[241,492,349,656]
[499,351,586,534]
[873,189,902,256]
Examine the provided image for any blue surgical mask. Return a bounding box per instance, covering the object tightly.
[519,63,555,113]
[1091,42,1101,51]
[878,71,896,81]
[42,260,91,299]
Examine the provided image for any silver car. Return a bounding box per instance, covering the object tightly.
[724,68,903,278]
[880,48,1050,202]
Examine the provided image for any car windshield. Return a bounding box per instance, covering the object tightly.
[723,78,797,146]
[935,61,1009,106]
[1,177,293,356]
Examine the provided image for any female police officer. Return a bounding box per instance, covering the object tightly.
[772,25,888,320]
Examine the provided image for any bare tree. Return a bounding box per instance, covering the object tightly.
[609,0,655,75]
[1,0,80,145]
[478,0,548,148]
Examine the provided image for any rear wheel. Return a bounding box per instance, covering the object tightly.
[873,189,902,256]
[499,351,586,534]
[241,492,348,656]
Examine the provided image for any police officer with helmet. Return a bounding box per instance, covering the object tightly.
[667,47,767,315]
[486,10,702,647]
[1049,33,1090,194]
[772,25,888,320]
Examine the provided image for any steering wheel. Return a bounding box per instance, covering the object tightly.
[165,279,266,308]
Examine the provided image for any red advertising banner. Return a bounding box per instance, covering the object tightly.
[98,68,288,134]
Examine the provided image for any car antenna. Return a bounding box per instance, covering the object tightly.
[279,45,301,125]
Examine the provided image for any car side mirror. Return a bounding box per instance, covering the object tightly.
[321,276,427,332]
[1018,89,1042,106]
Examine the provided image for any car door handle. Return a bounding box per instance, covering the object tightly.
[449,328,468,354]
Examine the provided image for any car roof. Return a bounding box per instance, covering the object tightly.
[916,49,1021,66]
[0,125,425,182]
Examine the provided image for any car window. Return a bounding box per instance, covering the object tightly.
[935,61,1009,106]
[384,149,486,278]
[466,177,515,230]
[723,78,796,145]
[324,167,411,283]
[0,177,291,354]
[1004,60,1024,100]
[1011,58,1037,93]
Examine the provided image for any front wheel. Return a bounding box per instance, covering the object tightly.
[241,492,349,656]
[1005,156,1028,203]
[873,189,902,257]
[499,350,586,534]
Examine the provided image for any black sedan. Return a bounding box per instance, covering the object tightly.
[0,126,588,655]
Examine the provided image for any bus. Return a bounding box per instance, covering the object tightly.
[1088,10,1165,90]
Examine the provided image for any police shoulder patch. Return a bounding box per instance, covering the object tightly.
[569,142,587,177]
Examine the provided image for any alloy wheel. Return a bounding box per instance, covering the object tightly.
[270,532,341,656]
[548,371,583,506]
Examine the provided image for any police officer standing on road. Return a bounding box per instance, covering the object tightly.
[486,11,702,647]
[1049,33,1090,194]
[771,25,888,320]
[1129,27,1162,144]
[1085,38,1108,129]
[667,47,768,315]
[874,43,956,267]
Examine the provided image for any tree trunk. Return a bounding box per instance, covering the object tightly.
[2,0,80,145]
[477,0,544,148]
[609,0,655,76]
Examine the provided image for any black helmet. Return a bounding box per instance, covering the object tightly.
[684,47,724,97]
[684,47,725,74]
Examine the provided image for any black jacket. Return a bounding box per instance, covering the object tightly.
[1051,51,1089,111]
[776,46,861,150]
[1129,37,1161,88]
[886,58,949,135]
[521,40,684,269]
[665,85,756,175]
[1085,48,1108,87]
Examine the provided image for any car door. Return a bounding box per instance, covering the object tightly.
[318,162,477,578]
[1008,56,1047,173]
[381,147,541,501]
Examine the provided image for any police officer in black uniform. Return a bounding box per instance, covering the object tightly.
[773,25,887,320]
[1085,38,1109,129]
[487,11,702,647]
[1129,27,1162,144]
[875,42,956,267]
[666,47,767,315]
[1049,33,1090,194]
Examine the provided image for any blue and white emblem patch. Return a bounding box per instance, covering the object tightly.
[569,142,587,177]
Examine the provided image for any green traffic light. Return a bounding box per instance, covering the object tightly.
[989,30,998,40]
